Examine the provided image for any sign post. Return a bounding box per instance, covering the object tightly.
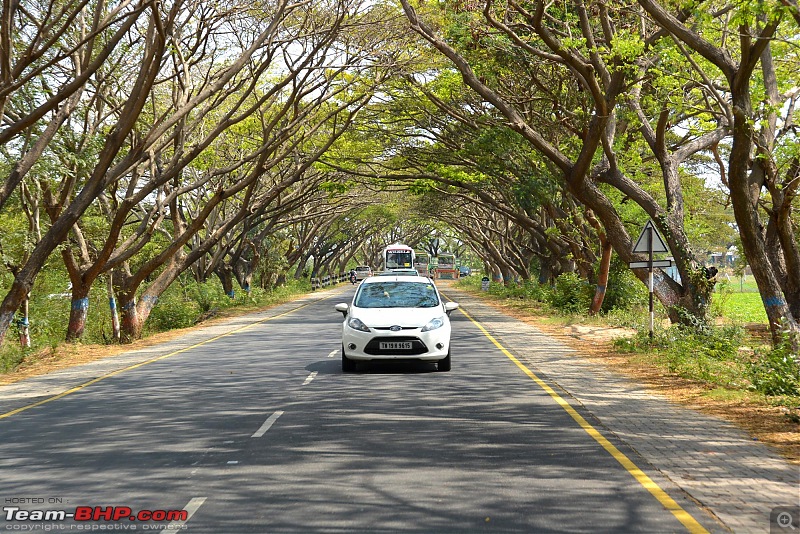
[629,221,670,340]
[481,276,490,292]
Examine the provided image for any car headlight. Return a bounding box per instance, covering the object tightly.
[347,317,371,332]
[421,316,445,332]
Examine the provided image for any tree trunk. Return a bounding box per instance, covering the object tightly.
[216,266,235,298]
[66,285,91,341]
[118,295,141,344]
[590,239,613,315]
[539,259,553,285]
[107,275,120,342]
[728,89,798,344]
[19,297,30,348]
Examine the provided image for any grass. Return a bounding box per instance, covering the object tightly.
[613,326,750,389]
[721,293,769,323]
[713,278,768,324]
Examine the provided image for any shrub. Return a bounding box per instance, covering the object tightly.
[614,323,745,387]
[601,259,648,312]
[549,272,592,313]
[523,281,552,303]
[184,279,234,313]
[665,325,743,384]
[749,334,800,396]
[145,287,200,332]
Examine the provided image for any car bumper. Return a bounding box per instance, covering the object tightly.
[341,327,451,360]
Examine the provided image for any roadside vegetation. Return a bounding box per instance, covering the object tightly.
[0,274,312,374]
[456,274,800,421]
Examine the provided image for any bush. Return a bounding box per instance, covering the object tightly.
[666,325,743,384]
[549,272,592,313]
[749,334,800,396]
[601,259,648,312]
[145,289,200,332]
[184,279,234,313]
[489,280,526,299]
[614,323,745,387]
[523,281,552,302]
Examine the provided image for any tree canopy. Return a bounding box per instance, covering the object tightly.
[0,0,797,347]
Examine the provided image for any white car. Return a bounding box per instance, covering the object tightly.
[334,276,459,372]
[377,268,420,277]
[354,265,373,280]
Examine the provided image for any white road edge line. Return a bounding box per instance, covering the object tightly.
[328,350,337,358]
[157,496,206,533]
[252,410,284,438]
[303,371,318,385]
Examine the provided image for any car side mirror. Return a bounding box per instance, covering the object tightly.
[444,302,459,315]
[334,303,349,317]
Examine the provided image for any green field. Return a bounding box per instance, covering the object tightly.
[720,293,768,323]
[713,278,768,324]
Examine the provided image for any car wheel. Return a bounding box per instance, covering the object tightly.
[437,350,451,372]
[342,344,356,372]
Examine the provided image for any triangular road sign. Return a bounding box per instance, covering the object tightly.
[632,220,669,254]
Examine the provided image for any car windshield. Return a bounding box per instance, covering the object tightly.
[386,251,413,269]
[354,282,439,308]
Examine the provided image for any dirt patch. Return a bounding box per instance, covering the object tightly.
[455,287,800,465]
[563,323,636,342]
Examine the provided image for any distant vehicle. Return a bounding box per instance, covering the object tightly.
[354,265,373,280]
[458,266,472,277]
[383,243,415,271]
[334,276,459,372]
[435,253,459,280]
[377,269,420,277]
[414,252,432,277]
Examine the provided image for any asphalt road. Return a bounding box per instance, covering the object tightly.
[0,285,720,533]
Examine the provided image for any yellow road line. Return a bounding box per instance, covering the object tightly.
[0,293,335,421]
[457,305,709,534]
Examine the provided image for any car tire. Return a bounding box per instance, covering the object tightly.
[342,344,356,372]
[437,351,451,372]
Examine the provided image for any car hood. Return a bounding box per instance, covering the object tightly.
[350,306,444,328]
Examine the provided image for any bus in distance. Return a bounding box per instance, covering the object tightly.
[414,252,431,277]
[383,244,415,271]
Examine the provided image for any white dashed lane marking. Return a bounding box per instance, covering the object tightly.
[251,410,284,438]
[155,497,206,533]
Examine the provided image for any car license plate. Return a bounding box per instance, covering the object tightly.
[380,341,412,350]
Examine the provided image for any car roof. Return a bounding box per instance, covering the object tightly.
[363,275,431,283]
